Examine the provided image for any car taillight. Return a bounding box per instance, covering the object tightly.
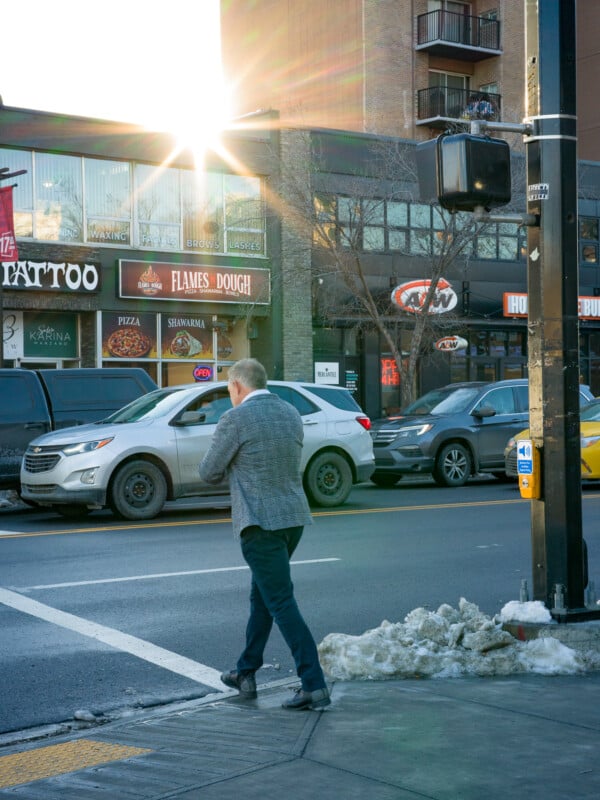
[356,415,371,431]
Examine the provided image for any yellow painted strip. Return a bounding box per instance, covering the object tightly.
[1,493,600,540]
[0,738,151,789]
[314,498,526,516]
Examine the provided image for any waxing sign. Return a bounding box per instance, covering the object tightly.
[434,335,468,352]
[391,278,457,314]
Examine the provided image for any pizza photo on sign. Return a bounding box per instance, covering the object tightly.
[106,327,152,358]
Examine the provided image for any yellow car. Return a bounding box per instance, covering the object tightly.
[504,399,600,480]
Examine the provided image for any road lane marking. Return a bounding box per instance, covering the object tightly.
[0,587,225,689]
[0,499,527,539]
[17,558,341,591]
[2,492,600,540]
[0,740,152,789]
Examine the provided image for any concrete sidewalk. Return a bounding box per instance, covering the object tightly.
[1,672,599,799]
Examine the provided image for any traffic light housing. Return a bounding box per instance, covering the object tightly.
[416,133,511,213]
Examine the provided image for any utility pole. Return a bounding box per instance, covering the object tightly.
[525,0,598,620]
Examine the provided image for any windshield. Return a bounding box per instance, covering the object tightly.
[101,388,187,423]
[402,386,482,416]
[581,399,600,423]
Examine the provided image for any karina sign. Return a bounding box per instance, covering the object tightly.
[434,335,468,352]
[391,279,457,314]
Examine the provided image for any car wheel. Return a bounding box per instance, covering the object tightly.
[109,460,167,520]
[432,443,472,487]
[53,505,92,519]
[370,474,401,488]
[304,451,353,507]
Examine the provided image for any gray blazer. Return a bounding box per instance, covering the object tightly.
[199,392,312,537]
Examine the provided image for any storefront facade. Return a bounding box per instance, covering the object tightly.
[307,131,600,419]
[3,110,600,417]
[0,107,284,384]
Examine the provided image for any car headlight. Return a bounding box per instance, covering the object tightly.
[581,435,600,449]
[62,438,114,456]
[393,423,433,439]
[506,437,517,450]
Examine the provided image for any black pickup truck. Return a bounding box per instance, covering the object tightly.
[0,368,157,490]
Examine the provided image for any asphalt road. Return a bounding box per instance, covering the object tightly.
[1,477,600,737]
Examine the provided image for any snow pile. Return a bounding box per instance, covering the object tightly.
[318,598,585,680]
[498,600,552,624]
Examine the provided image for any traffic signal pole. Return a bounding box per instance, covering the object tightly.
[525,0,598,620]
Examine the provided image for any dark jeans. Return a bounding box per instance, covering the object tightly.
[236,525,326,692]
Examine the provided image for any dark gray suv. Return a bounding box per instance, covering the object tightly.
[371,379,534,488]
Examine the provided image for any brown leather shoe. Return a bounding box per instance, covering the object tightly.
[220,670,257,699]
[281,687,330,710]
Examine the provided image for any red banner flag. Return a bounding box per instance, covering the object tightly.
[0,186,18,261]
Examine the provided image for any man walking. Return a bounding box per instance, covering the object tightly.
[199,358,330,710]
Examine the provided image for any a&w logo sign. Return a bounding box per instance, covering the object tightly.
[391,278,457,314]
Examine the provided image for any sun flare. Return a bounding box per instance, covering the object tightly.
[139,70,234,168]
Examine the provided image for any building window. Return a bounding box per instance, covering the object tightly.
[224,174,265,256]
[182,171,223,253]
[1,148,33,237]
[429,70,470,118]
[580,216,599,264]
[1,146,266,258]
[476,222,524,261]
[84,158,131,245]
[135,164,181,250]
[35,153,83,242]
[313,193,530,262]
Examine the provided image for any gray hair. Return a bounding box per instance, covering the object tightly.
[228,358,267,390]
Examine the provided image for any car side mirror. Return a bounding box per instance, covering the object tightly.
[173,410,206,426]
[472,405,496,419]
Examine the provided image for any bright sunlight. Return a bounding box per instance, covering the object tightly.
[1,0,232,163]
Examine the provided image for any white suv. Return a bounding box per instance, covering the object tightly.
[21,381,375,520]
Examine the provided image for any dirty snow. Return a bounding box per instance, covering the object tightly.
[318,598,599,680]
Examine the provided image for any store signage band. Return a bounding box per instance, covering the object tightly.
[1,261,101,292]
[119,260,270,305]
[504,292,600,320]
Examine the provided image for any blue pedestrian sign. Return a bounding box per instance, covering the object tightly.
[517,439,533,475]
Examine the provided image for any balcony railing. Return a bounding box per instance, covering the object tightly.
[417,87,502,128]
[416,10,501,60]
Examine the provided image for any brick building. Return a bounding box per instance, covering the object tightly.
[218,0,600,415]
[221,0,600,159]
[2,3,600,417]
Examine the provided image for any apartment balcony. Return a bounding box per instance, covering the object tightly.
[416,87,502,129]
[416,10,501,61]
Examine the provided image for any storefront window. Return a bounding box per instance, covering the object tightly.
[363,226,385,251]
[477,235,497,259]
[35,153,83,242]
[182,170,223,252]
[410,229,431,255]
[410,203,431,228]
[580,216,599,265]
[99,312,248,387]
[387,201,408,227]
[84,158,131,245]
[135,164,181,249]
[3,146,267,259]
[380,356,401,415]
[313,193,337,246]
[224,174,265,256]
[0,148,33,237]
